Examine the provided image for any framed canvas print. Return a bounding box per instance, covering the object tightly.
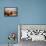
[4,7,18,16]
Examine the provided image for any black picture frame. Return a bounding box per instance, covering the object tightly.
[4,7,18,17]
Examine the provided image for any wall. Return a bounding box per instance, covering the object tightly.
[0,0,46,44]
[20,0,46,24]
